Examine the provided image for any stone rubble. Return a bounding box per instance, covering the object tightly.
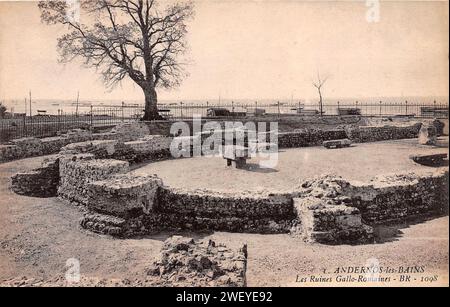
[147,236,247,287]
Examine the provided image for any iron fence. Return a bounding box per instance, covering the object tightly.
[0,100,448,143]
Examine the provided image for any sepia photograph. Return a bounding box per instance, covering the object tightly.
[0,0,448,292]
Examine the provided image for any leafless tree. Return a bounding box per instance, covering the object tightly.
[312,72,329,116]
[38,0,194,120]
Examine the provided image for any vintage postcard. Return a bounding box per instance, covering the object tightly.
[0,0,448,292]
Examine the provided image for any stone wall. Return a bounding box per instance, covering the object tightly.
[151,188,294,233]
[345,171,449,223]
[85,173,162,218]
[291,197,374,245]
[291,170,449,244]
[58,154,130,205]
[59,136,173,164]
[109,122,151,141]
[0,123,156,163]
[345,123,422,143]
[0,130,96,163]
[277,129,347,148]
[1,120,430,163]
[9,134,173,199]
[81,186,295,236]
[11,157,60,198]
[79,167,448,243]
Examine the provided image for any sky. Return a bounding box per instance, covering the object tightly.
[0,0,448,103]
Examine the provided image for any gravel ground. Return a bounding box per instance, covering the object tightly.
[0,139,448,287]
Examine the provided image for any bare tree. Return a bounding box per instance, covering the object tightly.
[312,72,329,116]
[38,0,194,120]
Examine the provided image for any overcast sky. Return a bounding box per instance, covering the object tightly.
[0,0,448,102]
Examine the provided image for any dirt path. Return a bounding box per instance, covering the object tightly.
[0,154,448,287]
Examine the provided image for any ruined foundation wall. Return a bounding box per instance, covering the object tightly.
[277,129,347,148]
[292,170,449,244]
[82,185,295,236]
[11,157,60,198]
[345,123,422,143]
[0,123,155,163]
[0,130,112,163]
[346,171,449,223]
[150,188,295,233]
[58,154,130,205]
[59,136,173,164]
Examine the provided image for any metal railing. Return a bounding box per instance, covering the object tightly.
[1,100,448,143]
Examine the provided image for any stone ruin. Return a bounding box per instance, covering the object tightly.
[7,120,450,245]
[147,236,247,287]
[291,171,448,244]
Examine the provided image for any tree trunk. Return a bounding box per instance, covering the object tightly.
[142,86,163,120]
[318,88,323,116]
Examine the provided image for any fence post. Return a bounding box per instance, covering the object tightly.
[23,113,27,136]
[232,101,235,114]
[277,101,280,117]
[337,101,340,115]
[180,101,183,119]
[90,105,93,129]
[433,100,436,118]
[121,101,124,122]
[379,101,382,116]
[405,100,408,116]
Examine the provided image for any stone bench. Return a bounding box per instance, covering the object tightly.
[223,145,249,168]
[409,153,448,167]
[323,138,352,149]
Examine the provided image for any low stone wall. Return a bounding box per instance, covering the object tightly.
[346,171,449,223]
[151,189,294,233]
[0,123,154,163]
[109,122,150,141]
[11,157,60,198]
[0,120,431,163]
[345,123,422,143]
[79,167,448,243]
[147,236,247,287]
[82,186,295,236]
[291,197,374,245]
[85,173,162,218]
[291,170,449,244]
[58,154,130,205]
[59,135,173,164]
[0,130,99,163]
[277,129,347,148]
[9,134,174,200]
